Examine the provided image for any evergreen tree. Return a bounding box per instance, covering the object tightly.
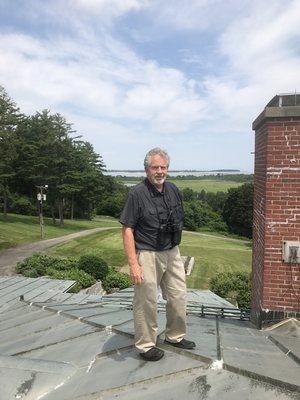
[16,110,78,225]
[0,86,24,221]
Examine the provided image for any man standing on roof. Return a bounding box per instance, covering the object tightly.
[120,148,195,361]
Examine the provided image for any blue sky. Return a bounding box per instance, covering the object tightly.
[1,0,300,171]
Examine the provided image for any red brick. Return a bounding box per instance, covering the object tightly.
[252,112,300,314]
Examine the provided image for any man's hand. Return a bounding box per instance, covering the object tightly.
[129,262,144,285]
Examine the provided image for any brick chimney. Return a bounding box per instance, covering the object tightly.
[251,94,300,328]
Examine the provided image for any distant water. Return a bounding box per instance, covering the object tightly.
[105,170,252,177]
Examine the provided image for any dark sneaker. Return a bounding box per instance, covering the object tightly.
[139,347,165,361]
[164,338,196,349]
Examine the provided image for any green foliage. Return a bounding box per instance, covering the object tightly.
[97,178,129,218]
[16,252,96,293]
[103,271,132,293]
[210,271,251,309]
[0,86,25,221]
[181,187,197,202]
[11,196,36,215]
[223,183,253,238]
[77,254,109,280]
[16,253,51,276]
[108,266,117,274]
[182,187,227,213]
[198,190,228,213]
[45,268,96,293]
[22,268,39,278]
[47,257,78,271]
[16,253,77,276]
[183,200,227,232]
[181,188,229,233]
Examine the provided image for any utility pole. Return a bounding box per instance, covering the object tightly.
[36,185,48,239]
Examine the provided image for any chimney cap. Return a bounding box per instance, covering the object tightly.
[252,94,300,130]
[266,93,300,107]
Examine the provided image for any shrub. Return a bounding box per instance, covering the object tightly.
[16,253,77,277]
[48,257,77,271]
[103,271,132,293]
[16,253,96,293]
[11,196,36,215]
[210,271,251,309]
[22,268,39,278]
[77,254,109,280]
[45,268,96,293]
[107,266,117,274]
[16,253,50,276]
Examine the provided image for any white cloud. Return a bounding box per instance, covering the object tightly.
[0,0,299,170]
[0,27,206,134]
[220,1,300,65]
[201,0,300,131]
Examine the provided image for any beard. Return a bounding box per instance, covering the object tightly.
[152,176,166,185]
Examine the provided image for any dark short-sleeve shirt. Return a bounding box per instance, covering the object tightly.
[119,178,184,251]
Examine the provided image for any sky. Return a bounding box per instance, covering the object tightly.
[0,0,299,172]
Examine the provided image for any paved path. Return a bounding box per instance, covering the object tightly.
[0,227,119,276]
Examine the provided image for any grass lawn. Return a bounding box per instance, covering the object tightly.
[49,229,252,290]
[169,179,244,193]
[49,228,126,266]
[119,178,245,193]
[182,232,252,289]
[0,213,119,251]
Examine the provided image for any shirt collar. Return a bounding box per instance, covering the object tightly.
[144,178,165,196]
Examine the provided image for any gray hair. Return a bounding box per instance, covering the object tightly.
[144,147,170,168]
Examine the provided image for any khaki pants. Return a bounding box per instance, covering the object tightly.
[133,245,187,353]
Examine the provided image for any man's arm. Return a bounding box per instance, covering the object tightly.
[122,226,144,284]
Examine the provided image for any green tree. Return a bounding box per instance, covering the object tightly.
[0,86,24,221]
[183,200,227,232]
[15,111,75,225]
[181,187,197,202]
[69,141,106,220]
[97,178,128,218]
[204,191,228,213]
[14,111,108,223]
[222,183,253,238]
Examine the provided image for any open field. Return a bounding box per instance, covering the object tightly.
[119,178,246,193]
[49,229,252,290]
[170,179,245,192]
[0,214,119,251]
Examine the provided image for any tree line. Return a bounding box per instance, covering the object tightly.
[0,85,127,225]
[1,85,253,238]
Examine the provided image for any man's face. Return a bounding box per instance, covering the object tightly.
[145,154,168,188]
